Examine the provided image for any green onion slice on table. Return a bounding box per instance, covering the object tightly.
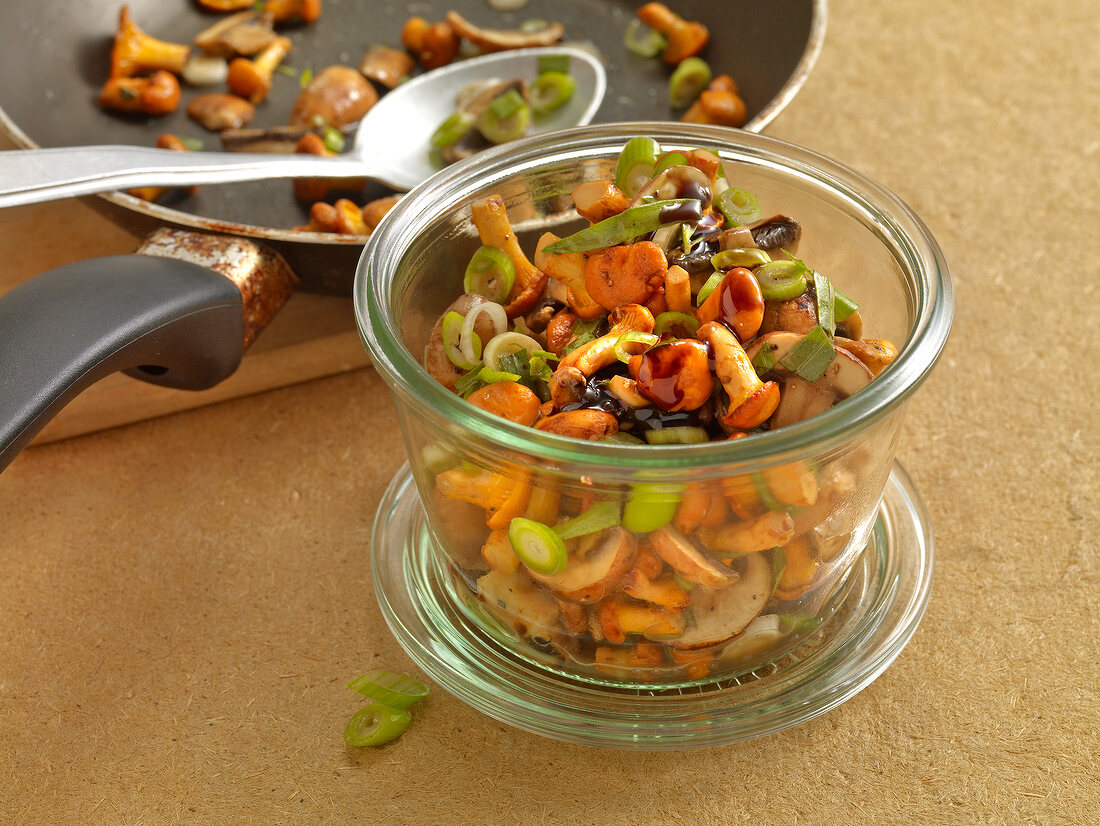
[348,670,430,709]
[343,703,411,747]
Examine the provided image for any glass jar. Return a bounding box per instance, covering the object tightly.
[355,122,952,690]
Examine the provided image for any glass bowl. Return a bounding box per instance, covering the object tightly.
[354,123,952,742]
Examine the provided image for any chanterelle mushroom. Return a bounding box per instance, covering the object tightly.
[649,525,740,588]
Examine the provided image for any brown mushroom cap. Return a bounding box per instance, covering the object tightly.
[289,65,379,128]
[423,294,498,391]
[186,93,255,132]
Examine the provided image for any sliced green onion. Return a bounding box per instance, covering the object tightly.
[298,66,313,89]
[561,316,604,355]
[833,286,859,322]
[460,301,508,366]
[537,54,571,74]
[622,483,685,533]
[177,136,204,152]
[753,259,809,301]
[653,311,699,337]
[529,72,576,115]
[716,188,762,227]
[520,18,551,34]
[344,703,411,747]
[778,614,824,633]
[478,89,531,144]
[613,331,659,363]
[654,151,690,175]
[643,426,710,445]
[454,366,485,398]
[696,272,724,306]
[712,248,771,270]
[553,500,621,540]
[541,199,698,254]
[508,517,568,575]
[668,57,712,109]
[463,245,516,302]
[614,136,661,197]
[477,366,522,384]
[623,18,667,57]
[814,271,837,337]
[275,64,298,78]
[442,311,481,370]
[752,473,787,512]
[430,110,476,149]
[779,325,837,382]
[770,549,788,595]
[602,431,646,445]
[483,331,541,372]
[348,670,429,709]
[322,126,345,154]
[752,342,777,377]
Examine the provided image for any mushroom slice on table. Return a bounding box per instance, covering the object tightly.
[528,527,637,604]
[673,553,772,649]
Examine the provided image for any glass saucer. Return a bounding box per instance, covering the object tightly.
[370,461,934,750]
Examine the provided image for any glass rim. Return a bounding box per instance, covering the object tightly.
[354,122,953,469]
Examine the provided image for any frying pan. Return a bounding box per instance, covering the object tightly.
[0,0,823,470]
[0,0,823,293]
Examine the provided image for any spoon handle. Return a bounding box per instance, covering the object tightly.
[0,146,372,208]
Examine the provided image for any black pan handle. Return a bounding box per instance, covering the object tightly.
[0,255,244,472]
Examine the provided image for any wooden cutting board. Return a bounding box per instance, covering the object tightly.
[0,135,371,446]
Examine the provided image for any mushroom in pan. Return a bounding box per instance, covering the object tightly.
[99,70,180,116]
[445,11,565,52]
[358,45,414,90]
[226,35,293,104]
[110,6,190,79]
[192,11,277,58]
[635,2,709,65]
[186,93,255,132]
[289,65,379,129]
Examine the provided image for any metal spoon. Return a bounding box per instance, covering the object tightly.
[0,46,606,208]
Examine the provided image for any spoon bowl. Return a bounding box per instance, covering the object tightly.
[0,46,606,209]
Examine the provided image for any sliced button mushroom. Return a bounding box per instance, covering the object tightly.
[193,10,277,58]
[672,553,772,649]
[358,45,414,90]
[745,331,875,426]
[759,290,819,336]
[748,214,801,253]
[445,10,565,52]
[649,525,739,588]
[220,124,325,153]
[528,527,637,604]
[289,65,379,128]
[747,331,875,398]
[629,164,712,210]
[477,569,563,641]
[186,93,255,131]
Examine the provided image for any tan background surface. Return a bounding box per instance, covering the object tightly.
[1,1,1097,823]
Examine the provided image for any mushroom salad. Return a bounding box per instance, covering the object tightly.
[423,137,901,682]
